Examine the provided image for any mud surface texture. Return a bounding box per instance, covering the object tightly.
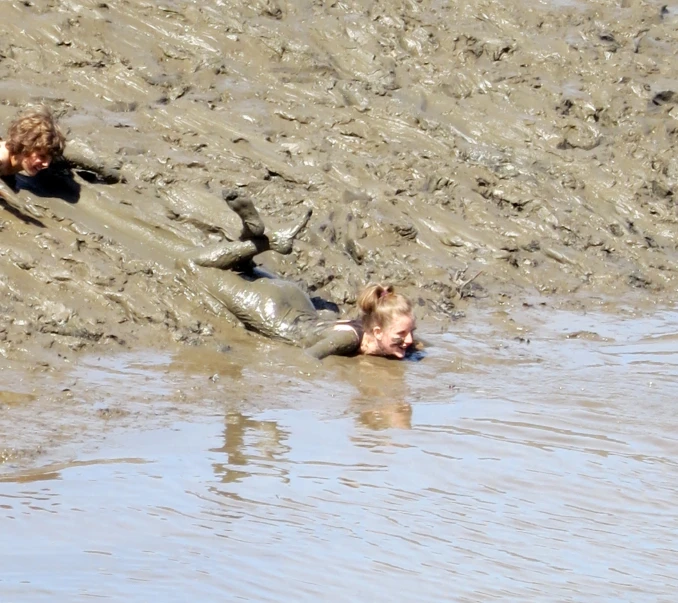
[1,0,677,366]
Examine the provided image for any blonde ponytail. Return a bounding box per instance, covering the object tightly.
[358,283,412,331]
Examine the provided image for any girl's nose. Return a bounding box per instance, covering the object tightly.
[404,332,413,345]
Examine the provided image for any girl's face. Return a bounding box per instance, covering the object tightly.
[374,313,416,359]
[20,150,52,176]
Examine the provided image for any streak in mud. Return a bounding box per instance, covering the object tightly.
[2,0,678,366]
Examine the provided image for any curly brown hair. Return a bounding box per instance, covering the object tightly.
[5,106,66,158]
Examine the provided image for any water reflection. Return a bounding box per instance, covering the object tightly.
[0,308,677,602]
[357,401,412,431]
[337,356,415,431]
[210,412,291,484]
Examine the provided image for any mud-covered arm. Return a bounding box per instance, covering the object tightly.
[0,177,43,219]
[304,328,360,360]
[61,139,124,184]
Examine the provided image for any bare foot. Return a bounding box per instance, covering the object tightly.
[222,189,266,239]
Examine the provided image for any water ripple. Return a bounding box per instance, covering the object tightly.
[1,309,677,601]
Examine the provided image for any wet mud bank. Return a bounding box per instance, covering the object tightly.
[1,0,677,367]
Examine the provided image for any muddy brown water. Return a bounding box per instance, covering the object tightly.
[1,306,677,601]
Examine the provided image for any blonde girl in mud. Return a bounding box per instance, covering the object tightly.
[182,190,417,361]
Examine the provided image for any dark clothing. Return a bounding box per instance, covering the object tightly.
[214,273,363,359]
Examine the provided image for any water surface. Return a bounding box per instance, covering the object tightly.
[1,307,676,602]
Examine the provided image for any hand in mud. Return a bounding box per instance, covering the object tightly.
[18,199,44,220]
[0,182,44,220]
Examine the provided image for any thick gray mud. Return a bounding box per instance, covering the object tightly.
[1,0,677,366]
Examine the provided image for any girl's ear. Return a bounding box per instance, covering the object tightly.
[373,326,383,340]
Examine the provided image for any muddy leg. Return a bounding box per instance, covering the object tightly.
[182,207,312,271]
[181,238,268,271]
[222,189,265,239]
[268,208,312,254]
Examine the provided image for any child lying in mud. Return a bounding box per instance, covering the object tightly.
[0,106,66,218]
[1,106,122,218]
[0,106,65,177]
[182,191,417,360]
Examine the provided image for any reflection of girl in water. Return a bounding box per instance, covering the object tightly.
[183,191,417,360]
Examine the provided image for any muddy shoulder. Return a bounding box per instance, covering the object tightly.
[1,0,676,366]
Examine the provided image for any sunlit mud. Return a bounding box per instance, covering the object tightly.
[1,0,677,368]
